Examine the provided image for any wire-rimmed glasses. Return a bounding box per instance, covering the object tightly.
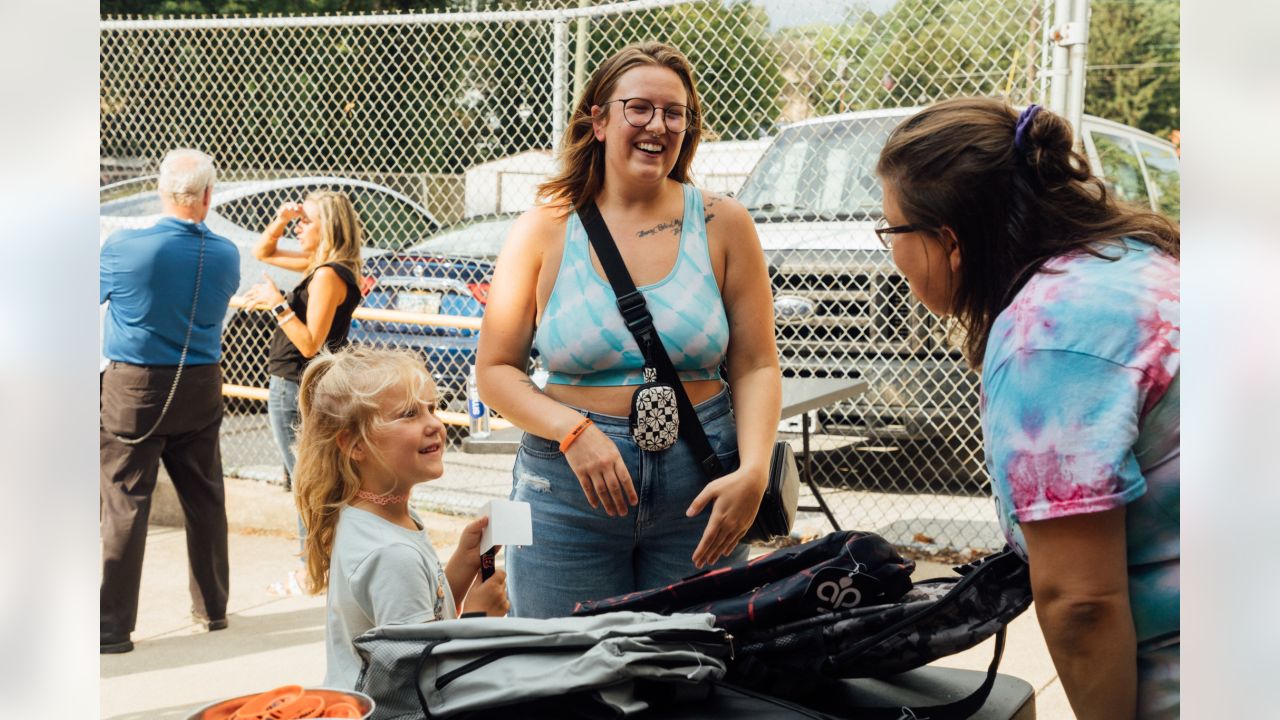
[601,98,696,133]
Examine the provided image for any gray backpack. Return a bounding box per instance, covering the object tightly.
[352,611,732,719]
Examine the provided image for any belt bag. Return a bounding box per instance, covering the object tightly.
[579,201,799,542]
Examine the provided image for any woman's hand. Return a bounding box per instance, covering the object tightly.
[242,271,286,310]
[462,569,509,617]
[562,423,638,517]
[685,467,767,568]
[276,201,305,224]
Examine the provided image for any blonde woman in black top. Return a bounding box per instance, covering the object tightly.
[242,189,364,596]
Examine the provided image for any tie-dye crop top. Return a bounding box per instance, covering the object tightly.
[532,184,729,387]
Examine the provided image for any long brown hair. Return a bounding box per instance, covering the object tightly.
[536,41,704,211]
[293,346,437,593]
[304,189,364,286]
[876,97,1179,369]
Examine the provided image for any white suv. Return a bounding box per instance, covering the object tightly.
[737,107,1179,487]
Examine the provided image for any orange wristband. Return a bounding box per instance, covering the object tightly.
[559,417,594,453]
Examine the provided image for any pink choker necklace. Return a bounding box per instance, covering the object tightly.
[355,489,409,506]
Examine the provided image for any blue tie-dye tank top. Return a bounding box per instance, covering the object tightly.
[533,184,729,387]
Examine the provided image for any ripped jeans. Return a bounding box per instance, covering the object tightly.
[506,388,749,619]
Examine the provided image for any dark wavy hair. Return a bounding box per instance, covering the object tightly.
[876,97,1179,369]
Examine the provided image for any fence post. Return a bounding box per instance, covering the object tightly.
[552,17,569,151]
[573,0,590,107]
[1063,0,1091,145]
[1047,0,1071,113]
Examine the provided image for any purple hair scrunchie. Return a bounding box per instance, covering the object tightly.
[1013,104,1042,154]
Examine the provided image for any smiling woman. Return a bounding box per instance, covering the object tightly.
[475,41,783,619]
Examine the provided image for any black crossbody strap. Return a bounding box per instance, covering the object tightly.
[578,200,726,480]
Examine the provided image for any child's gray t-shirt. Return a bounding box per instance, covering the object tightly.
[323,505,457,689]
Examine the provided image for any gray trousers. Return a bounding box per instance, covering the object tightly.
[100,361,229,639]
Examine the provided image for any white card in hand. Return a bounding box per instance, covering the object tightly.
[480,498,533,550]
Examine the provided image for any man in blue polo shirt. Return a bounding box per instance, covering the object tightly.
[100,148,241,654]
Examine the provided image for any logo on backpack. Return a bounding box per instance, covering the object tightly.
[807,562,878,614]
[816,574,862,611]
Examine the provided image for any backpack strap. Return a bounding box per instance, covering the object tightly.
[848,627,1008,720]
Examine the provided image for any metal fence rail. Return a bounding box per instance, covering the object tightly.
[101,0,1055,551]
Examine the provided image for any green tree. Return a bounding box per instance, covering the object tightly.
[776,0,1045,119]
[1084,0,1179,137]
[583,1,785,140]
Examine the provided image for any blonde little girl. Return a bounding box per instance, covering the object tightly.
[293,346,509,689]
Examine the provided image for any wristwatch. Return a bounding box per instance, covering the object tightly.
[272,301,290,318]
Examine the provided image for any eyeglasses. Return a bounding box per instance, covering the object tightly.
[874,216,933,250]
[601,98,696,133]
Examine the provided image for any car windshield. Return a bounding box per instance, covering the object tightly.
[737,115,902,221]
[408,215,517,259]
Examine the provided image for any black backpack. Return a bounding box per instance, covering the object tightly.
[576,533,1032,720]
[573,531,917,635]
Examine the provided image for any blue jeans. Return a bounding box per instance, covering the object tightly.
[267,375,305,552]
[506,387,749,619]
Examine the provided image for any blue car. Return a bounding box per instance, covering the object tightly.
[351,213,518,413]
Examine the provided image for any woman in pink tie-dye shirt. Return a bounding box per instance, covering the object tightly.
[876,98,1179,720]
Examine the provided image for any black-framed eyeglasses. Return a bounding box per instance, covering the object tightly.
[874,216,933,249]
[601,97,696,133]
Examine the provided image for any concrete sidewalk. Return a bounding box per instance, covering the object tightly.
[103,465,1075,719]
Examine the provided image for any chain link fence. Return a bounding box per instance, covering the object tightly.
[101,0,1054,551]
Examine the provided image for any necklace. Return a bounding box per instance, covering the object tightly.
[355,489,409,506]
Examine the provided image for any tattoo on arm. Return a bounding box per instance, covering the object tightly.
[637,217,682,238]
[704,194,721,224]
[519,377,545,396]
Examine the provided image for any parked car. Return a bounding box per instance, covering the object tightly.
[735,107,1180,485]
[100,175,442,389]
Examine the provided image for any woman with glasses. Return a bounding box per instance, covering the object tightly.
[476,41,781,618]
[241,189,365,597]
[877,98,1179,719]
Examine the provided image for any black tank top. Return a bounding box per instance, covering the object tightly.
[267,262,361,383]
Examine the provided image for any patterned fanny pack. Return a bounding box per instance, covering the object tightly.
[629,366,680,452]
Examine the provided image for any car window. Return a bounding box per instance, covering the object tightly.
[1090,130,1150,208]
[1137,142,1180,221]
[737,116,898,221]
[344,185,438,252]
[409,216,518,259]
[100,192,165,217]
[215,188,294,233]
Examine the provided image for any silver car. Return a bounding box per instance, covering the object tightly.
[100,175,441,387]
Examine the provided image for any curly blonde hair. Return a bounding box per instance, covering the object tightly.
[293,346,437,593]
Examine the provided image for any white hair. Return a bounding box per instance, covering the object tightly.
[158,148,216,207]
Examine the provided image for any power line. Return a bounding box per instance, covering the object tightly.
[1087,61,1179,71]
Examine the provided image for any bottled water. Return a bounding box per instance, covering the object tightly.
[467,364,491,439]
